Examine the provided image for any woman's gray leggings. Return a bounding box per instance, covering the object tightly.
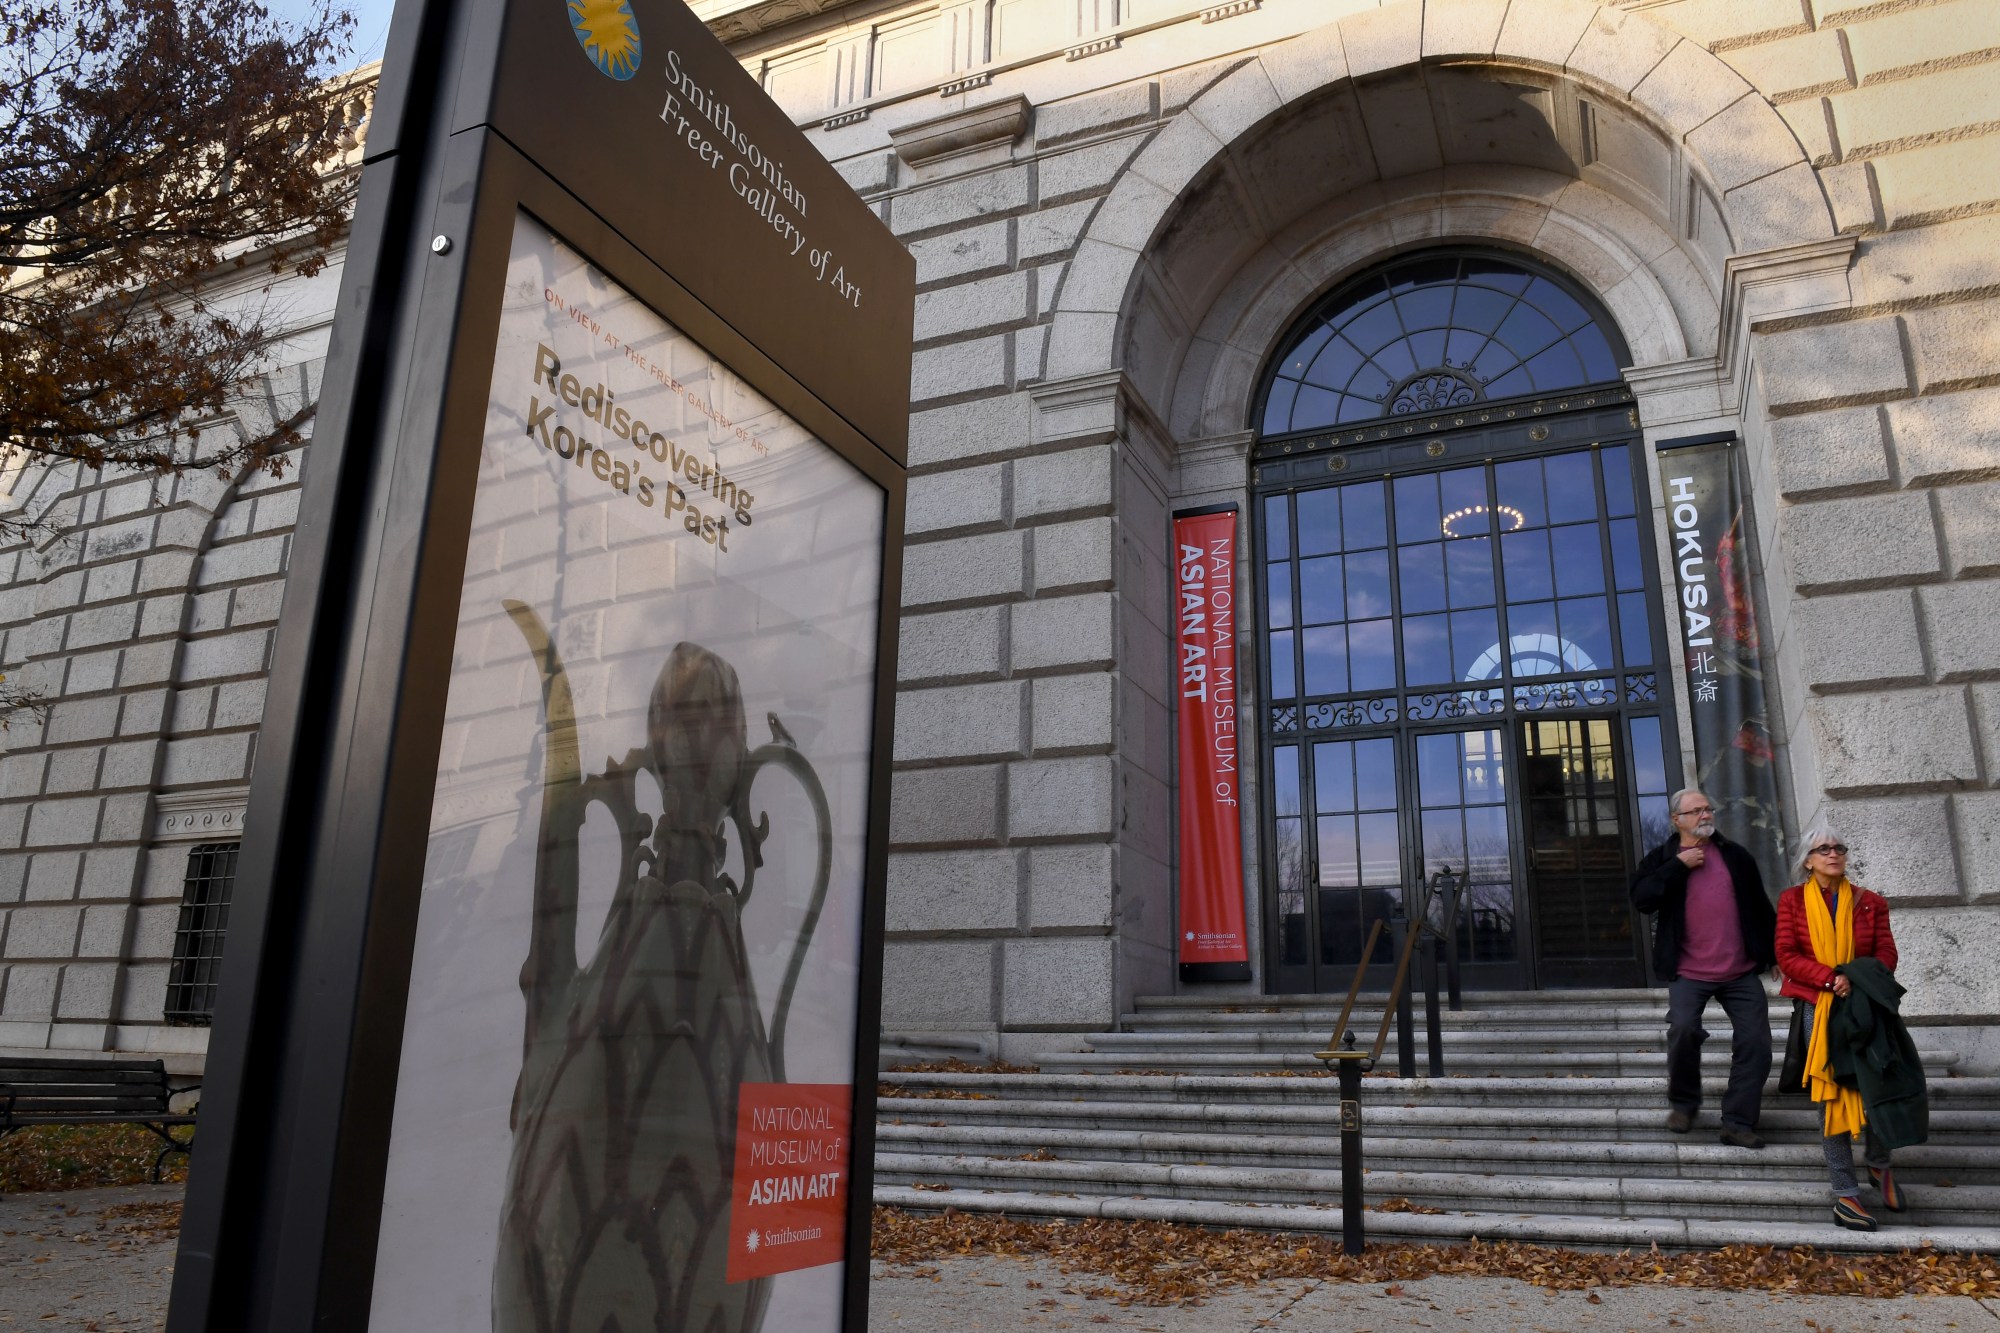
[1801,1004,1890,1199]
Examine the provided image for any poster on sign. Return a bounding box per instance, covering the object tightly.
[1172,506,1253,983]
[365,213,881,1332]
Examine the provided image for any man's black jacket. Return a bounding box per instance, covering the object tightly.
[1628,831,1776,981]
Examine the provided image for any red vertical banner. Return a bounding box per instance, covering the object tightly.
[1173,507,1253,982]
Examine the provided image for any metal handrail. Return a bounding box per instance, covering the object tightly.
[1309,868,1465,1256]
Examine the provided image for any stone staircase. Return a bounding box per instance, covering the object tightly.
[874,989,2000,1252]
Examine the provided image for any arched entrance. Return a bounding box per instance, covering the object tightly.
[1249,250,1680,992]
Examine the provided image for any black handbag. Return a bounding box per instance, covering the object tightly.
[1778,998,1809,1095]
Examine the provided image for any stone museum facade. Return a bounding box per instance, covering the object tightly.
[3,0,2000,1068]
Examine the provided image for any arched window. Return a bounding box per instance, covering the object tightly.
[1259,253,1629,437]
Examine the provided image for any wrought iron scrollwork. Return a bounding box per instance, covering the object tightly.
[1512,677,1617,712]
[1270,704,1300,735]
[1624,673,1659,703]
[1390,369,1481,414]
[1406,689,1505,722]
[1305,696,1399,731]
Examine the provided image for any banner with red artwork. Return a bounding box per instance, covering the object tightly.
[1173,507,1252,983]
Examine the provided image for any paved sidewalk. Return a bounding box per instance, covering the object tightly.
[0,1184,179,1331]
[870,1255,2000,1332]
[5,1184,1999,1331]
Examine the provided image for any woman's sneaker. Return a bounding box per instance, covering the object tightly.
[1869,1166,1907,1213]
[1834,1195,1877,1231]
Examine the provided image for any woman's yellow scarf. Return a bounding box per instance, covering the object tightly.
[1803,879,1867,1137]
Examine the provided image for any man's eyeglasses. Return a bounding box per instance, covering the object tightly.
[1674,805,1715,818]
[1809,844,1849,858]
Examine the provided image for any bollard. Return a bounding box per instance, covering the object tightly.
[1336,1031,1366,1257]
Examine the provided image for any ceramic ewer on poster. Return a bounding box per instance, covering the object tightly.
[495,606,830,1332]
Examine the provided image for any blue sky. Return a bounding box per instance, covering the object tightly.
[268,0,401,68]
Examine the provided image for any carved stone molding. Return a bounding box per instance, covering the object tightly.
[938,72,992,97]
[1066,36,1122,61]
[1200,0,1260,20]
[1033,369,1127,448]
[821,107,869,130]
[889,94,1028,168]
[153,787,250,845]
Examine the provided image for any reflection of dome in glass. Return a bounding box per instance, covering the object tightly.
[1464,633,1599,680]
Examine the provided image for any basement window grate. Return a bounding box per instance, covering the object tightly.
[165,841,238,1025]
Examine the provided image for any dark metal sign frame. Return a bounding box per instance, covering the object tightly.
[168,0,911,1327]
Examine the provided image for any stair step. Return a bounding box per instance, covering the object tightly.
[1069,1029,1957,1054]
[878,1095,2000,1141]
[1029,1050,1963,1076]
[875,1071,2000,1109]
[873,1153,2000,1224]
[870,1186,2000,1254]
[873,1121,2000,1183]
[876,990,1995,1254]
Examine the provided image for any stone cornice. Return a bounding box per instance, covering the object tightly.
[888,95,1030,169]
[153,787,250,845]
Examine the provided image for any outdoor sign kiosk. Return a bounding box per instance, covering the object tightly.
[167,0,912,1328]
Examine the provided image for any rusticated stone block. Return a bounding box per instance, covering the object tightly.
[1822,795,1956,903]
[1920,580,2000,681]
[889,763,1002,846]
[1809,688,1976,793]
[1887,390,2000,487]
[906,463,1006,536]
[909,393,1031,469]
[1770,406,1890,498]
[890,166,1032,238]
[886,849,1020,933]
[1781,492,1940,591]
[902,529,1025,608]
[909,336,1007,406]
[1001,937,1115,1027]
[1011,593,1114,672]
[1031,517,1113,594]
[893,680,1024,763]
[1757,318,1908,414]
[1008,755,1114,839]
[1791,588,1924,689]
[1951,791,2000,903]
[1031,671,1114,753]
[881,940,994,1028]
[1028,843,1114,929]
[1937,481,2000,576]
[898,605,1006,684]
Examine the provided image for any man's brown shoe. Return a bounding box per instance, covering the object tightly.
[1665,1109,1693,1133]
[1718,1128,1765,1150]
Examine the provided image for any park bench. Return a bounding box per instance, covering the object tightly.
[0,1056,196,1182]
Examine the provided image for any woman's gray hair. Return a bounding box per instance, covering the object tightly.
[1793,822,1845,881]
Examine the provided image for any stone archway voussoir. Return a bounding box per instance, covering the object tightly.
[1422,0,1512,61]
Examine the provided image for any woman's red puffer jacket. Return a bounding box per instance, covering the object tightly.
[1775,882,1898,1004]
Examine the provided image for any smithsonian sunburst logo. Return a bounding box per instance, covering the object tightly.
[568,0,642,80]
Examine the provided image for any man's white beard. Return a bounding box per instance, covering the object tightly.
[1694,819,1716,840]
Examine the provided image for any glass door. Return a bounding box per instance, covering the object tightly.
[1519,717,1647,986]
[1413,726,1525,990]
[1266,735,1401,994]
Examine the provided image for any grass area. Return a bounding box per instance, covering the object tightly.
[0,1123,190,1193]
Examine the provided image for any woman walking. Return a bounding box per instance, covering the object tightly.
[1774,826,1911,1232]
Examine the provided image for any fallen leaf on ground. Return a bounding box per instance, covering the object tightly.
[869,1208,2000,1307]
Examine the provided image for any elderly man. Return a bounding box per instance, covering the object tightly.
[1629,788,1778,1149]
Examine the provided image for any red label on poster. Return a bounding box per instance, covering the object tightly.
[1173,509,1250,970]
[725,1082,851,1282]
